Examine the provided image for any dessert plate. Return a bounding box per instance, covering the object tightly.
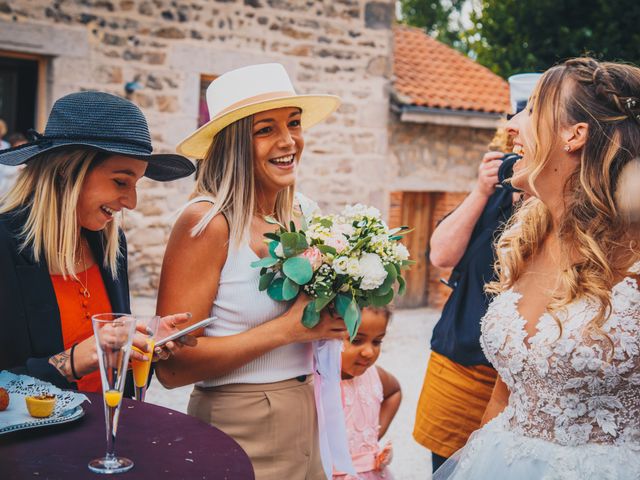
[0,371,88,435]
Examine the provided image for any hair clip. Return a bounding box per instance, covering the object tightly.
[626,98,638,110]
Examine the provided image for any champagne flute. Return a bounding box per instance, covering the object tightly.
[89,313,137,474]
[131,315,160,402]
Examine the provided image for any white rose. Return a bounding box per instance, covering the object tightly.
[358,253,387,290]
[346,258,361,278]
[332,222,355,237]
[333,256,349,275]
[394,243,410,261]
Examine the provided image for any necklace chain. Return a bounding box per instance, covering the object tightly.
[75,239,91,300]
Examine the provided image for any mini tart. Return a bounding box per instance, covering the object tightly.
[25,394,56,418]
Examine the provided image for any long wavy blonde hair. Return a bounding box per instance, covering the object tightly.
[0,149,121,278]
[190,115,295,244]
[488,58,640,342]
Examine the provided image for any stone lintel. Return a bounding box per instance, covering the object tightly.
[0,19,88,57]
[399,107,503,130]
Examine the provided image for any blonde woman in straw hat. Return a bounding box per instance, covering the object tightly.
[155,63,346,479]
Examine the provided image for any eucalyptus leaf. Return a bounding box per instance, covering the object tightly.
[268,240,280,258]
[397,275,406,296]
[373,263,397,295]
[319,218,333,228]
[251,256,279,268]
[259,271,276,291]
[267,277,285,301]
[281,232,308,257]
[343,299,361,340]
[289,221,296,232]
[314,293,336,312]
[335,293,352,318]
[283,257,313,284]
[282,277,299,300]
[302,301,321,328]
[264,232,280,241]
[370,288,394,306]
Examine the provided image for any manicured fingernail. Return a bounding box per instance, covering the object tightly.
[146,327,153,335]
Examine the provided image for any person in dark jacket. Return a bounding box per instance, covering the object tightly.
[0,91,195,393]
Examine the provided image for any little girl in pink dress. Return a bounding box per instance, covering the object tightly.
[333,307,401,480]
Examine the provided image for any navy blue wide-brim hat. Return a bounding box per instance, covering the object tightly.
[0,91,195,182]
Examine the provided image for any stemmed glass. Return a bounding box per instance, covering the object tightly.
[89,313,137,474]
[131,315,160,402]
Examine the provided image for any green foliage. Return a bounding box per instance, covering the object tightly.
[250,256,279,268]
[283,257,313,284]
[267,277,285,301]
[302,301,321,328]
[467,0,640,78]
[399,0,469,51]
[280,232,308,257]
[259,271,276,291]
[335,293,361,341]
[401,1,640,78]
[282,277,299,301]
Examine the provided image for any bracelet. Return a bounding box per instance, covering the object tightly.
[70,343,82,381]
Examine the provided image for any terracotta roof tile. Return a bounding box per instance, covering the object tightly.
[393,26,510,114]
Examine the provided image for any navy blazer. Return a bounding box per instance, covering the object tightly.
[0,209,132,391]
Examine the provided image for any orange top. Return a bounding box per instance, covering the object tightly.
[50,264,113,392]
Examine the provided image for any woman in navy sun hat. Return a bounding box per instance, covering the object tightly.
[0,91,195,395]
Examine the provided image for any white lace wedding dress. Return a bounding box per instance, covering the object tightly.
[434,263,640,480]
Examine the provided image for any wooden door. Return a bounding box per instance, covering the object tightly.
[389,191,433,308]
[389,191,468,309]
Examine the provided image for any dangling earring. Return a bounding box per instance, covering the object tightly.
[564,145,571,152]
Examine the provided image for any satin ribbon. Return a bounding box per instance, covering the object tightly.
[313,338,356,478]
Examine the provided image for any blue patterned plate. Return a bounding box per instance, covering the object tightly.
[0,371,89,435]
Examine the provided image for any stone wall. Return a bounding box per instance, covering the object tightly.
[0,0,395,296]
[388,112,496,193]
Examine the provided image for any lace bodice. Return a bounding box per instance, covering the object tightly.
[481,264,640,448]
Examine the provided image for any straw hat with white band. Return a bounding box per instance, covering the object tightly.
[177,63,341,159]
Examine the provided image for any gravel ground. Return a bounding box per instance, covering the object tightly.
[133,296,438,479]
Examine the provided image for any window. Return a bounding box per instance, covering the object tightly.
[198,74,217,127]
[0,51,47,138]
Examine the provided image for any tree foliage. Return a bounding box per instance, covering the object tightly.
[399,0,468,50]
[401,0,640,79]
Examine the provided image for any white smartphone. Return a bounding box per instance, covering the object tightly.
[155,317,216,347]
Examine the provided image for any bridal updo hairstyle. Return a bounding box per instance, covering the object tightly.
[488,57,640,347]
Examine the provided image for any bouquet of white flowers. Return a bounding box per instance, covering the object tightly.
[251,203,412,339]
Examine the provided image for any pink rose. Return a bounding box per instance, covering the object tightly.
[298,246,323,271]
[325,235,347,253]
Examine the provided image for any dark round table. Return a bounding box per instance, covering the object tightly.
[0,393,255,479]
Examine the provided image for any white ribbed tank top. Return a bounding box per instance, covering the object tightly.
[191,193,318,387]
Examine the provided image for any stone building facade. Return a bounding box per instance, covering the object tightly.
[0,0,395,296]
[388,27,510,308]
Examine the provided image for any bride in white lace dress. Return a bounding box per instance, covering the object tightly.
[434,57,640,480]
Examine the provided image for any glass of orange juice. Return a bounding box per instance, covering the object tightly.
[89,313,137,474]
[131,315,160,402]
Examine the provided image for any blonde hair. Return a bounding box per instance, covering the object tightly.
[190,115,295,244]
[0,149,121,278]
[488,58,640,346]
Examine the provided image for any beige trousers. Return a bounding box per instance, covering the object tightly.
[188,376,326,480]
